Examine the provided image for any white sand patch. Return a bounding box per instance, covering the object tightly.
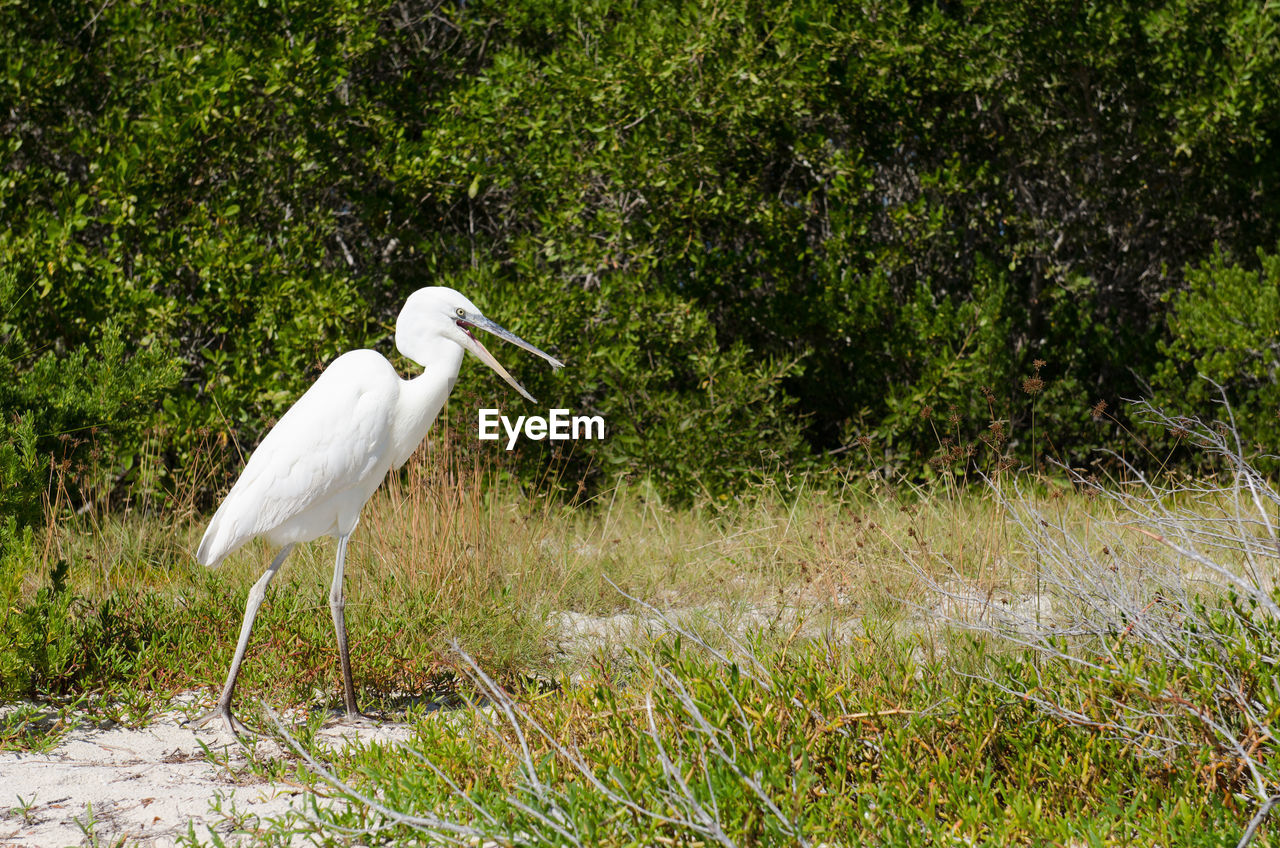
[0,694,417,847]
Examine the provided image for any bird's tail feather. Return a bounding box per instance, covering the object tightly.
[195,527,220,567]
[196,510,235,567]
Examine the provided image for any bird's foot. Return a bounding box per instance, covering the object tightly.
[185,703,260,742]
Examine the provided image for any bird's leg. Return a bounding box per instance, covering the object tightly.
[189,543,294,741]
[328,533,372,723]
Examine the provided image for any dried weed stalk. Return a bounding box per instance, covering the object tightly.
[920,396,1280,842]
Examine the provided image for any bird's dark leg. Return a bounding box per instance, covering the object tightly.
[189,543,295,742]
[328,533,370,722]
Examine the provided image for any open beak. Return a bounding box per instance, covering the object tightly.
[458,315,564,403]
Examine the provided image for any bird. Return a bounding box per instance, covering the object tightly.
[191,286,563,739]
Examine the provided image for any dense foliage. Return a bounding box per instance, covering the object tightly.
[2,0,1278,520]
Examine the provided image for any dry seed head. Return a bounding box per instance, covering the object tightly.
[1091,399,1108,418]
[1021,376,1044,395]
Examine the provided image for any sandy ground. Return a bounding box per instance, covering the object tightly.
[0,607,859,847]
[0,612,663,848]
[0,694,418,848]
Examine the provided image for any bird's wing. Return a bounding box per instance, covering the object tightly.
[197,350,399,565]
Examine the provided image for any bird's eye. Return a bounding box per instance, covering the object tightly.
[455,308,466,318]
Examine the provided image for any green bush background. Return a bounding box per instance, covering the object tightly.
[2,0,1279,524]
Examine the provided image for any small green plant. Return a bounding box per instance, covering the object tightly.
[1,559,79,698]
[8,793,37,825]
[73,802,101,845]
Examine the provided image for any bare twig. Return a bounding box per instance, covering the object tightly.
[917,396,1280,807]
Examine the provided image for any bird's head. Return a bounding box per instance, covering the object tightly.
[395,287,563,402]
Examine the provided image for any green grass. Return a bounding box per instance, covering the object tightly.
[501,646,1235,844]
[1,446,1276,844]
[181,634,1255,846]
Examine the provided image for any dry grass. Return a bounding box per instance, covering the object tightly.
[16,411,1220,718]
[30,432,1144,682]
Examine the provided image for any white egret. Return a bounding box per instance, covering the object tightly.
[192,287,562,738]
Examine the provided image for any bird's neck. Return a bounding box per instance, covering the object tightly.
[389,340,464,469]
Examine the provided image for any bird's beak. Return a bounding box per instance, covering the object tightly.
[457,316,564,403]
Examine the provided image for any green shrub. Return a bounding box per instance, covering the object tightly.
[3,0,1279,500]
[0,271,179,528]
[1155,244,1280,459]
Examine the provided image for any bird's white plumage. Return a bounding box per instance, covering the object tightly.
[197,350,400,566]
